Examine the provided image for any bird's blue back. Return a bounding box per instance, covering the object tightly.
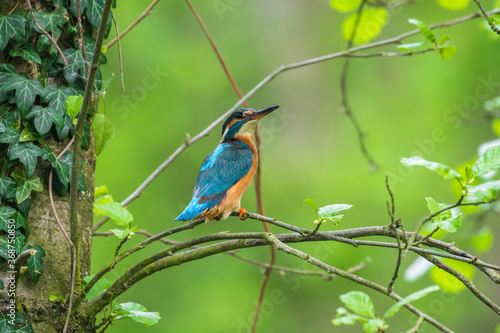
[175,140,253,221]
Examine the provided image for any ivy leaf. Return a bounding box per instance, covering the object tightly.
[94,202,133,227]
[342,8,387,45]
[26,105,64,135]
[472,145,500,177]
[83,275,111,301]
[14,231,25,255]
[41,147,70,186]
[12,170,43,204]
[0,14,26,51]
[113,302,161,327]
[13,211,29,238]
[32,8,69,40]
[42,85,75,116]
[384,285,440,319]
[65,95,83,119]
[0,206,16,232]
[8,142,42,177]
[56,114,73,140]
[16,196,31,217]
[93,113,114,155]
[20,122,44,144]
[58,48,84,84]
[408,19,436,43]
[9,43,42,64]
[0,127,20,144]
[339,291,375,318]
[0,177,16,200]
[401,156,462,180]
[2,75,46,114]
[59,151,86,192]
[23,244,46,284]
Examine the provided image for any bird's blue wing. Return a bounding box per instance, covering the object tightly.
[175,141,253,221]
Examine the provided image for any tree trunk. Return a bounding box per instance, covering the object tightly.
[0,1,97,331]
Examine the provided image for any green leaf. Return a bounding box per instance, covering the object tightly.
[0,14,25,51]
[408,19,436,43]
[318,204,352,218]
[42,85,75,116]
[58,48,85,84]
[13,211,28,238]
[26,105,64,134]
[20,122,44,144]
[472,145,500,177]
[17,196,31,217]
[26,244,46,284]
[397,42,424,51]
[41,147,70,186]
[332,313,362,326]
[17,323,35,333]
[110,228,129,239]
[0,127,20,144]
[469,227,494,253]
[94,202,134,227]
[401,156,462,180]
[8,142,42,177]
[363,318,387,333]
[339,291,375,318]
[49,295,65,302]
[32,8,69,40]
[65,95,83,119]
[425,197,451,221]
[14,231,25,255]
[434,214,462,233]
[438,45,456,60]
[81,120,91,150]
[12,170,43,204]
[2,75,45,114]
[304,198,318,214]
[0,206,16,232]
[342,8,387,45]
[0,177,16,199]
[83,275,111,301]
[383,285,440,319]
[329,0,362,12]
[113,302,161,327]
[94,185,114,215]
[9,43,42,64]
[93,114,114,156]
[436,0,469,10]
[430,258,474,293]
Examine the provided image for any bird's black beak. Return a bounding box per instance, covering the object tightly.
[250,105,280,120]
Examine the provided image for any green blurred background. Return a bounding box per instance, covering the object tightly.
[92,1,500,332]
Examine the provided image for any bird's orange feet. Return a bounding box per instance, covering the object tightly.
[238,207,248,220]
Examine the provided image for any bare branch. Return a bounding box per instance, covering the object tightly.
[105,0,161,49]
[112,15,126,94]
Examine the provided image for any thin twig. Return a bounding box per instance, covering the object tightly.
[105,0,161,49]
[420,253,500,315]
[26,0,67,65]
[75,0,88,78]
[385,175,402,294]
[92,8,500,233]
[112,15,126,94]
[405,315,425,333]
[473,0,500,34]
[48,137,76,333]
[339,0,379,171]
[114,233,130,257]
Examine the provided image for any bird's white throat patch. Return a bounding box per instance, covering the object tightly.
[239,120,258,135]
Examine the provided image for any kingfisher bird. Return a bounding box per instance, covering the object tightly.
[175,105,280,222]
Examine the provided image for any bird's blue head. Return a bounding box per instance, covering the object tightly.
[221,105,279,141]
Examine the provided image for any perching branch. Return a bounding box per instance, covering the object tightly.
[92,8,500,233]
